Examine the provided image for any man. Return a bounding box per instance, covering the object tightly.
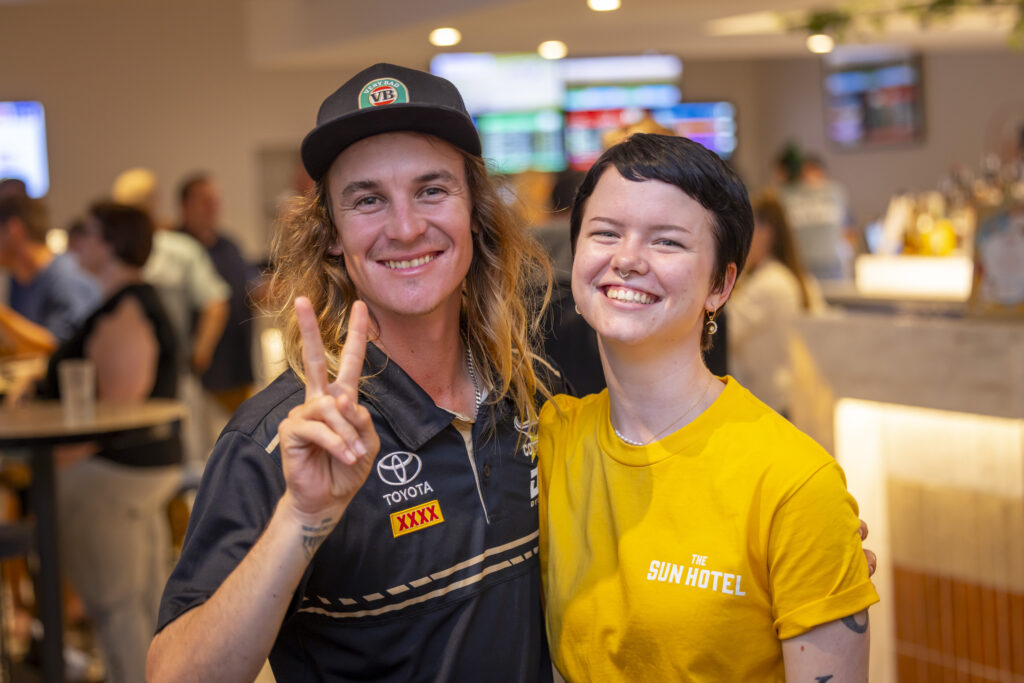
[147,63,556,681]
[778,153,855,281]
[177,172,262,414]
[0,193,100,355]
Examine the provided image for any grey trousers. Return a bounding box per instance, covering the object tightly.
[57,458,182,683]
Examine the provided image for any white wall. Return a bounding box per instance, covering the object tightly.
[737,51,1024,224]
[1,0,347,259]
[3,1,1022,257]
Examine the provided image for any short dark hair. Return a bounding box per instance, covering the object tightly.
[88,201,153,267]
[571,133,753,289]
[0,194,49,243]
[178,172,212,205]
[0,178,28,200]
[569,134,753,351]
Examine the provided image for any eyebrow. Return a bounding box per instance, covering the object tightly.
[338,169,461,201]
[588,216,693,233]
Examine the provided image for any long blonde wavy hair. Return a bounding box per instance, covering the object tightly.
[266,143,554,428]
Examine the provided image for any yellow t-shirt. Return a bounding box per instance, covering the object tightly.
[538,377,879,682]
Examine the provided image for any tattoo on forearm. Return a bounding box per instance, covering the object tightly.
[842,612,869,634]
[815,676,834,682]
[300,518,335,561]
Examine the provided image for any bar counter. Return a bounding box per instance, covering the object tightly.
[790,306,1024,683]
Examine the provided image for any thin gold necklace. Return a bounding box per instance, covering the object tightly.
[612,375,714,447]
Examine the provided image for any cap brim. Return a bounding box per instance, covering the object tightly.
[301,104,482,182]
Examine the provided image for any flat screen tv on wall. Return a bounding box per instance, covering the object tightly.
[0,101,50,197]
[823,46,924,149]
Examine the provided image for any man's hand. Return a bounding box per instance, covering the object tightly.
[858,520,877,578]
[277,298,379,547]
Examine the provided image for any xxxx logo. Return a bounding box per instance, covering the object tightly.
[390,499,444,537]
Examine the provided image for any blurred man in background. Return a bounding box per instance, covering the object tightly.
[0,193,100,356]
[177,172,262,417]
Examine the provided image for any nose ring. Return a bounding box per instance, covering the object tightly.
[616,269,631,280]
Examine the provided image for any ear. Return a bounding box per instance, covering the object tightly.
[325,219,345,257]
[327,234,345,257]
[706,262,738,311]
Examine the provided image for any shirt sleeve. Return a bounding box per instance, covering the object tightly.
[185,243,230,308]
[768,460,879,639]
[155,429,289,632]
[42,260,101,341]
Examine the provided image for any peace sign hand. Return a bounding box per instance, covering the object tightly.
[278,297,380,526]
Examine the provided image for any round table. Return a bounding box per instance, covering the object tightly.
[0,399,185,683]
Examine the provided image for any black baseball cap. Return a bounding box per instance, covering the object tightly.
[300,63,482,182]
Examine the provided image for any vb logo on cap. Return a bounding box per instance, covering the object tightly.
[359,78,409,108]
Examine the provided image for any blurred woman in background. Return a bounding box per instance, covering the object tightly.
[727,192,820,416]
[37,201,181,683]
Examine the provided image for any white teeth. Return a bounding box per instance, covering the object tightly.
[384,254,436,269]
[606,287,655,304]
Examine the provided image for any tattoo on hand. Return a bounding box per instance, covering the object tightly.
[300,518,335,561]
[842,612,869,634]
[815,676,834,682]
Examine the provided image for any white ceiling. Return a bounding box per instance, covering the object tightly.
[245,0,1020,71]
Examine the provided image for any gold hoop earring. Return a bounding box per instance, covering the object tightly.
[705,309,718,336]
[574,303,581,315]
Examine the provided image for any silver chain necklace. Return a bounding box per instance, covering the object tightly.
[612,376,714,447]
[465,344,483,411]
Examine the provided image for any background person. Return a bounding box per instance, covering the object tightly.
[177,172,263,416]
[727,191,821,416]
[0,194,100,356]
[538,134,878,681]
[34,201,182,683]
[778,150,856,281]
[111,167,230,465]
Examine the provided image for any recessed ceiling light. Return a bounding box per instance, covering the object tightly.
[806,33,835,54]
[538,40,568,60]
[429,27,462,47]
[588,0,620,11]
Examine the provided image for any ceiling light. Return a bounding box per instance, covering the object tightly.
[806,33,835,54]
[588,0,620,11]
[429,27,462,47]
[538,40,568,60]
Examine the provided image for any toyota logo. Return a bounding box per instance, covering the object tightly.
[376,451,422,486]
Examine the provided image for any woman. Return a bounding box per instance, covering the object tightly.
[537,134,877,680]
[727,192,819,415]
[37,201,181,683]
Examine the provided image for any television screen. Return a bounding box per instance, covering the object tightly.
[564,109,638,171]
[431,52,690,172]
[652,101,737,159]
[476,110,566,174]
[430,53,683,116]
[564,83,680,112]
[0,101,50,197]
[430,53,562,115]
[823,49,924,148]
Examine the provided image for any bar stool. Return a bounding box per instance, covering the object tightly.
[0,522,34,683]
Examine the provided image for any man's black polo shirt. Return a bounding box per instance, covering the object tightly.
[157,344,552,681]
